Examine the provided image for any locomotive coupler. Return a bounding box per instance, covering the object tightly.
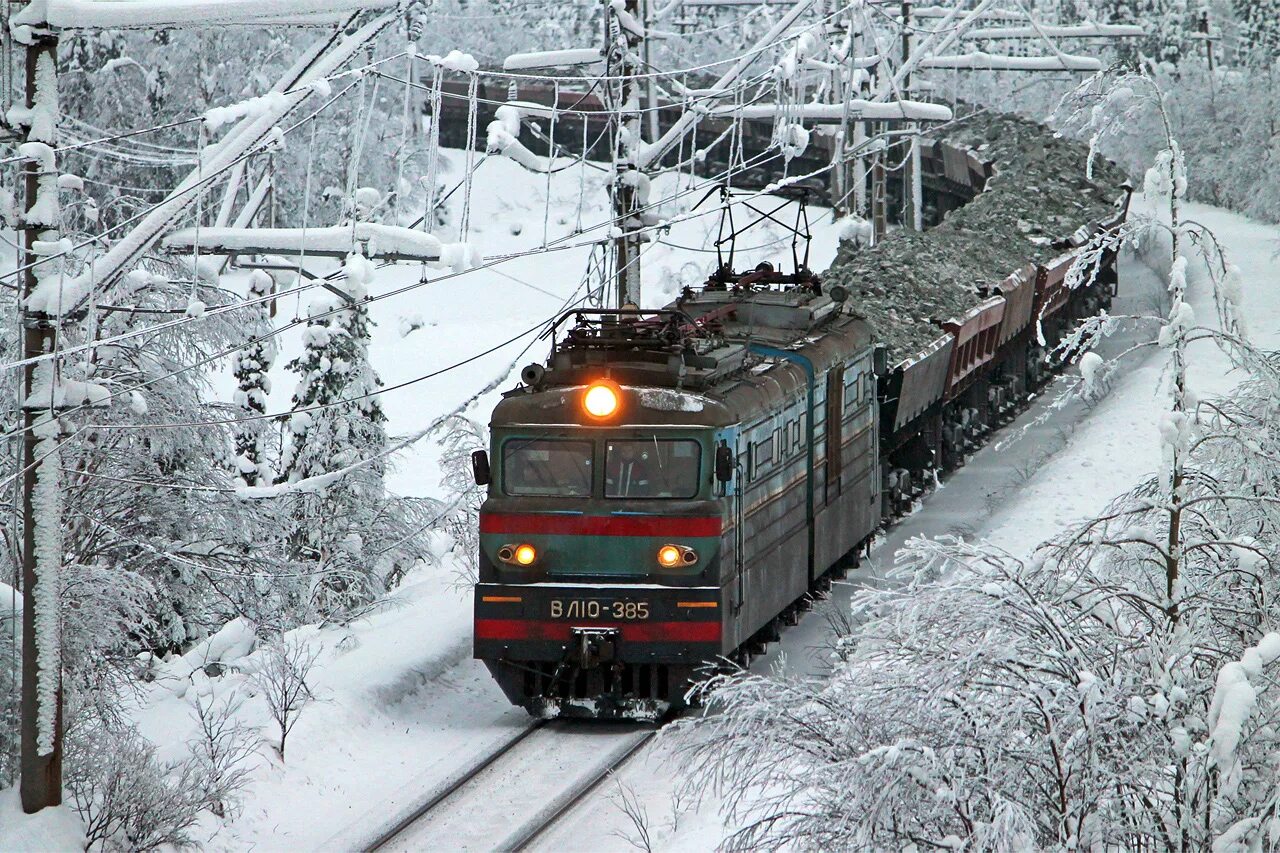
[570,627,619,669]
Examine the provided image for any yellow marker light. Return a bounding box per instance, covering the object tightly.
[657,545,682,568]
[514,544,537,566]
[583,381,620,419]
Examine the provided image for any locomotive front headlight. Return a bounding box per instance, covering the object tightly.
[583,381,620,419]
[657,545,682,568]
[498,544,538,566]
[658,544,697,568]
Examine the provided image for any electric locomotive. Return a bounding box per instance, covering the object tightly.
[470,264,880,718]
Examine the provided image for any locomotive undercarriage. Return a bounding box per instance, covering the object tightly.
[485,552,863,720]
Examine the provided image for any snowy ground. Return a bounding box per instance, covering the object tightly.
[7,147,1276,849]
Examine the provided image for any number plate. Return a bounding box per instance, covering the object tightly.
[550,599,650,620]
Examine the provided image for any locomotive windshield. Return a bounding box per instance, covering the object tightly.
[605,438,701,499]
[499,435,704,499]
[502,438,593,496]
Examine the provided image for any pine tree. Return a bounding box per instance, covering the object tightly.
[231,270,277,487]
[1099,0,1192,67]
[280,252,391,617]
[1234,0,1280,58]
[280,255,385,489]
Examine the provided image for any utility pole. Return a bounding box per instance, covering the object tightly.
[641,0,660,145]
[850,12,867,218]
[900,0,921,231]
[870,145,887,241]
[608,0,645,308]
[19,27,64,814]
[1198,8,1215,72]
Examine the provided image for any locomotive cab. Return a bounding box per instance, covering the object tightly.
[473,376,736,719]
[479,426,722,582]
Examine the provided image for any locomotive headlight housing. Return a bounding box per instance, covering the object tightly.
[582,380,621,420]
[658,544,698,568]
[498,543,538,566]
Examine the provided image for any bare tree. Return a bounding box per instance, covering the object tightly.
[249,637,320,761]
[608,774,654,853]
[65,710,207,852]
[187,692,257,818]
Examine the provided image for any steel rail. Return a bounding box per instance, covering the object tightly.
[364,720,547,852]
[503,729,659,852]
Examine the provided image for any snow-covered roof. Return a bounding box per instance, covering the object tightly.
[12,0,398,30]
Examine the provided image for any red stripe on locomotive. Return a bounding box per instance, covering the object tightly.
[475,618,721,643]
[479,513,722,537]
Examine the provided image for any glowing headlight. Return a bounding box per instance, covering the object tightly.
[583,381,620,419]
[658,545,698,568]
[498,544,538,566]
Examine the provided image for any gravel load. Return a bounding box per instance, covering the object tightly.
[826,111,1130,359]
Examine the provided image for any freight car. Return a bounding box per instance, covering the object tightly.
[470,180,1126,718]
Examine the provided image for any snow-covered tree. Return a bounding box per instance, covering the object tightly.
[276,253,432,619]
[1096,0,1194,67]
[436,415,488,585]
[679,70,1280,851]
[1233,0,1280,58]
[231,270,278,487]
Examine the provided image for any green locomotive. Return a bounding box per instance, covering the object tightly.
[471,269,881,718]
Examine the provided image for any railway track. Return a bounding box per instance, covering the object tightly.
[367,720,657,851]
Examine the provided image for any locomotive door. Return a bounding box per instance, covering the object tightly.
[732,439,746,616]
[824,366,844,505]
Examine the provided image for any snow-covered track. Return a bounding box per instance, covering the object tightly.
[368,720,655,851]
[504,729,656,852]
[364,720,546,851]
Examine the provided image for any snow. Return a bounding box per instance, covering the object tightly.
[11,0,398,30]
[0,789,86,853]
[836,214,873,247]
[920,52,1102,71]
[636,387,705,412]
[146,617,259,697]
[163,223,475,269]
[23,367,110,408]
[31,414,63,756]
[204,90,290,132]
[716,99,954,123]
[964,24,1146,39]
[503,48,603,71]
[421,50,479,74]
